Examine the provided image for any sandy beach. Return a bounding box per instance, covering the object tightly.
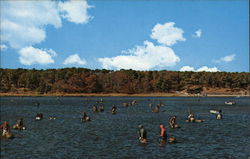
[0,92,248,97]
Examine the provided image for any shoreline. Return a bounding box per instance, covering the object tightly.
[0,93,249,97]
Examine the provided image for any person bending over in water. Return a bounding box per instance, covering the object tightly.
[187,113,195,122]
[1,121,10,137]
[216,110,223,119]
[137,125,147,143]
[17,118,23,127]
[36,112,43,120]
[169,116,176,128]
[153,104,160,113]
[13,118,25,130]
[98,105,104,112]
[148,103,153,111]
[158,124,167,143]
[111,104,117,114]
[92,105,98,113]
[81,112,90,122]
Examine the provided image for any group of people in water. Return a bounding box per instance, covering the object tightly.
[1,99,223,142]
[83,104,117,121]
[137,120,178,145]
[0,118,25,139]
[137,109,223,145]
[1,111,46,139]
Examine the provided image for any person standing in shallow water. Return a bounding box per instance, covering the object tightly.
[92,105,98,113]
[169,116,176,128]
[17,118,23,127]
[187,113,195,122]
[98,104,104,112]
[13,118,25,130]
[153,104,160,112]
[148,103,152,111]
[111,104,117,114]
[1,121,10,136]
[158,124,167,144]
[137,125,147,143]
[216,110,223,119]
[35,112,43,120]
[81,112,90,122]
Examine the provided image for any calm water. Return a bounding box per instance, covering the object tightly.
[1,96,250,159]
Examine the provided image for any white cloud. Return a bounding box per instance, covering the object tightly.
[63,54,86,65]
[150,22,186,46]
[180,66,195,72]
[98,41,180,70]
[59,0,93,24]
[193,29,202,38]
[196,66,219,72]
[222,54,236,62]
[1,1,61,49]
[18,46,57,65]
[213,54,236,63]
[180,66,220,72]
[1,0,92,49]
[98,21,185,70]
[0,44,8,51]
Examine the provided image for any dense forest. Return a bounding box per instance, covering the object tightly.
[0,68,249,95]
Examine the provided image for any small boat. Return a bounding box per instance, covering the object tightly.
[225,101,235,105]
[49,117,56,120]
[209,110,219,114]
[168,137,177,144]
[195,119,205,122]
[186,119,204,123]
[122,103,129,107]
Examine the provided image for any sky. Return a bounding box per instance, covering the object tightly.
[0,0,249,72]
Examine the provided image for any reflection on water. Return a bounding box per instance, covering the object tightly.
[1,96,250,158]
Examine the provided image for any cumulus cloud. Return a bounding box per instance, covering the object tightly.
[63,54,86,65]
[150,22,186,46]
[1,0,92,49]
[0,44,8,51]
[98,41,180,70]
[180,66,220,72]
[18,46,57,65]
[58,0,93,24]
[98,22,186,70]
[196,66,219,72]
[1,1,61,49]
[213,54,236,63]
[180,66,195,72]
[1,0,93,65]
[193,29,202,38]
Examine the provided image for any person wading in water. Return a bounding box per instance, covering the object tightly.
[158,123,167,144]
[137,125,147,143]
[1,121,11,137]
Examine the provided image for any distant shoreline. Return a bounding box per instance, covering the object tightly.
[0,93,248,97]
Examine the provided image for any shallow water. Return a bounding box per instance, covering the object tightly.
[1,96,250,159]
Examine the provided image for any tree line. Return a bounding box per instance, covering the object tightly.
[0,68,249,94]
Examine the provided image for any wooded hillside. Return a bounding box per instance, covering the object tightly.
[0,68,249,95]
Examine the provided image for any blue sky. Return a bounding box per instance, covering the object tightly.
[0,0,249,72]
